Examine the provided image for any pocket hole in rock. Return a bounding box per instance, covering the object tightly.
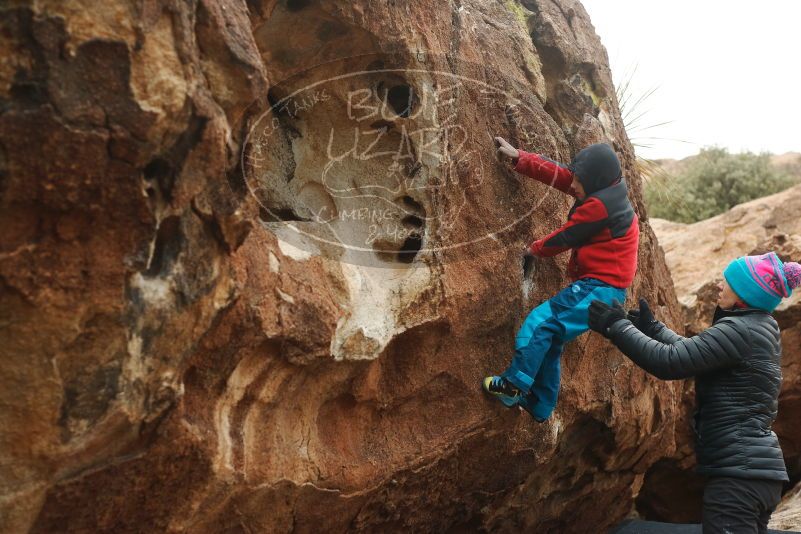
[143,157,175,203]
[386,84,414,118]
[144,215,182,278]
[286,0,312,12]
[401,215,423,228]
[397,233,422,263]
[400,195,425,216]
[522,253,537,300]
[523,254,536,279]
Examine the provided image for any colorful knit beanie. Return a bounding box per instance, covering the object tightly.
[723,252,801,312]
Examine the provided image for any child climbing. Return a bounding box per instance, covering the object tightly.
[483,138,640,422]
[587,252,800,532]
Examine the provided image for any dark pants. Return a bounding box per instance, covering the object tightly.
[702,476,783,534]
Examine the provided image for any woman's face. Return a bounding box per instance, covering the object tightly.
[717,278,742,309]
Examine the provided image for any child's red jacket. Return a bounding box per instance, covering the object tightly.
[515,149,639,289]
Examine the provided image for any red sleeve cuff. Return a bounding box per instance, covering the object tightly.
[513,149,532,172]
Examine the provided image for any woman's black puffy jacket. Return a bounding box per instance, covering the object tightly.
[608,306,789,482]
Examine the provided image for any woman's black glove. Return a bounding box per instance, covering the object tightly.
[627,298,657,333]
[588,299,627,337]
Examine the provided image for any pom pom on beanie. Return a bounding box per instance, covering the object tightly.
[785,262,801,291]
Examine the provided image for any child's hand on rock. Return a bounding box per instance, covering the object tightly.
[494,137,520,161]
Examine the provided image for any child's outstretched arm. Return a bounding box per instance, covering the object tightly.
[527,196,608,256]
[495,137,576,197]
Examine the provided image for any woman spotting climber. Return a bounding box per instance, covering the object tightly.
[588,253,801,533]
[483,138,639,422]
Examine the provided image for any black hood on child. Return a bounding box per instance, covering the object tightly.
[569,143,622,195]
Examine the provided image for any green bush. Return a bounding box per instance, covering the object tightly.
[645,147,798,223]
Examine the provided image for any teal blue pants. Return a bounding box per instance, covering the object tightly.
[501,277,626,420]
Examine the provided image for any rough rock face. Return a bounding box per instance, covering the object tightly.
[772,482,801,531]
[650,185,801,528]
[0,1,683,532]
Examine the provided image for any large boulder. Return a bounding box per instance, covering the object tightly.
[0,1,683,532]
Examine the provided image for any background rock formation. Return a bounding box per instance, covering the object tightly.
[772,482,801,532]
[1,1,685,532]
[651,185,801,528]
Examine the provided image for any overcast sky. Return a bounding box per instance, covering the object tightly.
[581,0,801,160]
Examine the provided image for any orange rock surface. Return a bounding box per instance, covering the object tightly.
[0,1,684,531]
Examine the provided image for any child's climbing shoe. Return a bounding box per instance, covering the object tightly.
[518,391,547,423]
[482,376,521,407]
